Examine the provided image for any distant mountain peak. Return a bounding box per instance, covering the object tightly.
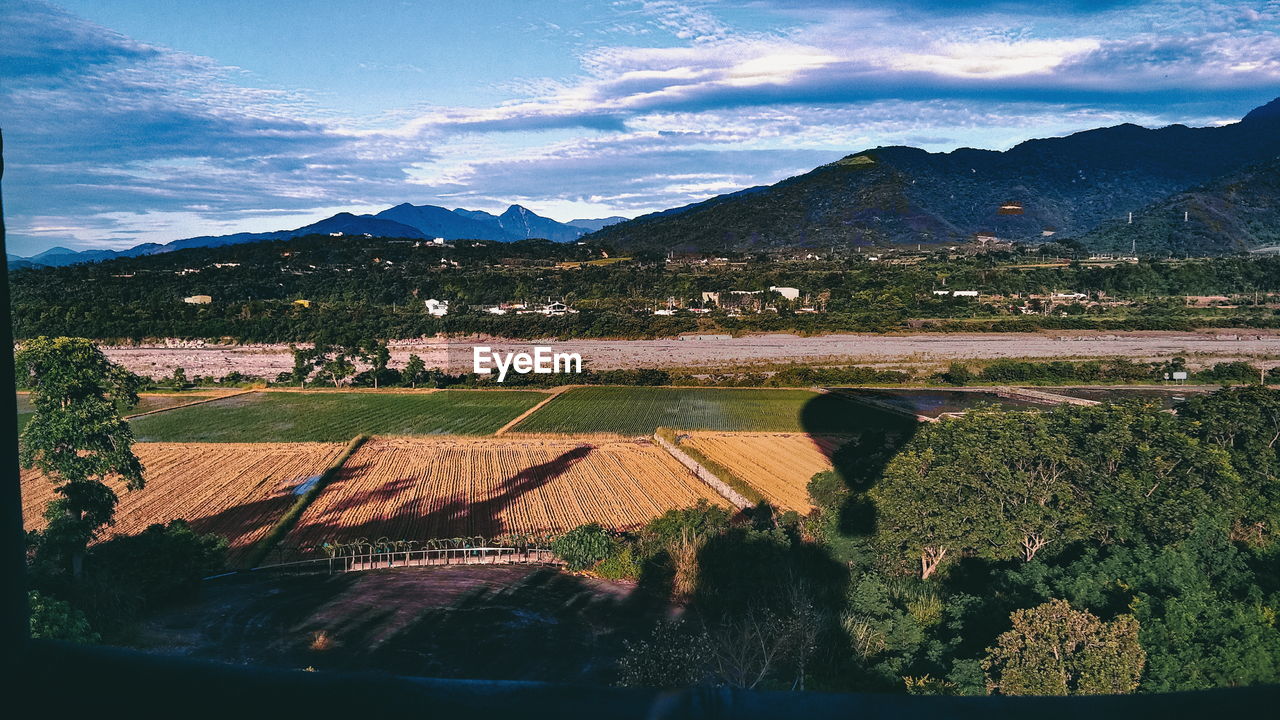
[1242,97,1280,123]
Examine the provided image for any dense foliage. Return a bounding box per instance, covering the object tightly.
[589,387,1280,695]
[12,233,1280,342]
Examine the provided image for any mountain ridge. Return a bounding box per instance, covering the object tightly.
[584,98,1280,253]
[19,204,626,267]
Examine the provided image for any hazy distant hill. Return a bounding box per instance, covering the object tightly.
[17,203,622,267]
[586,98,1280,254]
[566,216,627,232]
[375,203,514,240]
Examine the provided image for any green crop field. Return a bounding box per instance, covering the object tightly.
[129,390,547,442]
[17,391,214,432]
[511,386,911,435]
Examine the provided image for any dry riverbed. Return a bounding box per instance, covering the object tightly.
[96,330,1280,380]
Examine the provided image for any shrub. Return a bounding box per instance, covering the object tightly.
[28,590,98,643]
[593,546,642,580]
[552,523,615,571]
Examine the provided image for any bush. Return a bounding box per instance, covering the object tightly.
[593,546,642,580]
[552,523,615,571]
[28,590,98,643]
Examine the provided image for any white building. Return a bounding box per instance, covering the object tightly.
[769,286,800,301]
[425,299,449,317]
[952,290,980,297]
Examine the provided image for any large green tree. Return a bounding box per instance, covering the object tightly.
[1051,402,1242,545]
[871,410,1084,578]
[18,337,145,577]
[1176,386,1280,544]
[983,599,1145,696]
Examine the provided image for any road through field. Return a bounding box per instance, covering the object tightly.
[99,330,1280,379]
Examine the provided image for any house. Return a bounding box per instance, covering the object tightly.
[974,232,998,245]
[541,301,573,316]
[183,295,212,305]
[932,290,951,296]
[293,299,312,308]
[952,290,979,297]
[329,232,344,237]
[425,299,449,317]
[769,286,800,301]
[701,291,721,305]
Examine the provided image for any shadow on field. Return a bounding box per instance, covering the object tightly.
[153,563,674,684]
[256,444,595,549]
[798,391,919,537]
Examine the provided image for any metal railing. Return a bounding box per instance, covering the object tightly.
[336,546,557,572]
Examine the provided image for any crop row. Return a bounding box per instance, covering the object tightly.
[679,432,854,512]
[285,436,731,545]
[20,442,344,562]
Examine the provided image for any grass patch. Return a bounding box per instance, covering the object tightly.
[129,390,547,442]
[513,386,904,435]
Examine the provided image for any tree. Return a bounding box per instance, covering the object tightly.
[983,599,1145,696]
[1052,402,1242,545]
[288,344,314,386]
[403,353,426,388]
[360,340,391,389]
[1177,386,1280,544]
[871,410,1083,577]
[169,366,187,391]
[17,337,145,578]
[312,344,357,387]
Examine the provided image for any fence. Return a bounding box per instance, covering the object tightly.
[245,545,559,575]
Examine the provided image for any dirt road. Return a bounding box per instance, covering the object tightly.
[99,330,1280,379]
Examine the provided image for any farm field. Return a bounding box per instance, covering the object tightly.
[285,436,732,545]
[510,386,910,436]
[677,432,854,513]
[20,442,344,563]
[129,390,548,442]
[16,391,228,431]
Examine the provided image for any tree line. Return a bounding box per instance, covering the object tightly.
[12,233,1280,342]
[554,387,1280,694]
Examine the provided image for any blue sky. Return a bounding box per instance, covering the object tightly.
[2,0,1278,255]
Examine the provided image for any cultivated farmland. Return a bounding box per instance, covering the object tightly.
[678,432,854,513]
[20,442,344,563]
[285,436,731,545]
[130,390,548,442]
[510,386,909,436]
[17,391,228,431]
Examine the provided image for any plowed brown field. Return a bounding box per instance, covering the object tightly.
[20,442,344,561]
[285,436,730,545]
[679,432,855,513]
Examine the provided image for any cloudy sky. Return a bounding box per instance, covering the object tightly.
[1,0,1278,255]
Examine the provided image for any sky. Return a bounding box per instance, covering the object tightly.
[1,0,1278,256]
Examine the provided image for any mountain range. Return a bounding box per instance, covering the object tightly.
[12,98,1280,267]
[11,205,625,268]
[586,97,1280,255]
